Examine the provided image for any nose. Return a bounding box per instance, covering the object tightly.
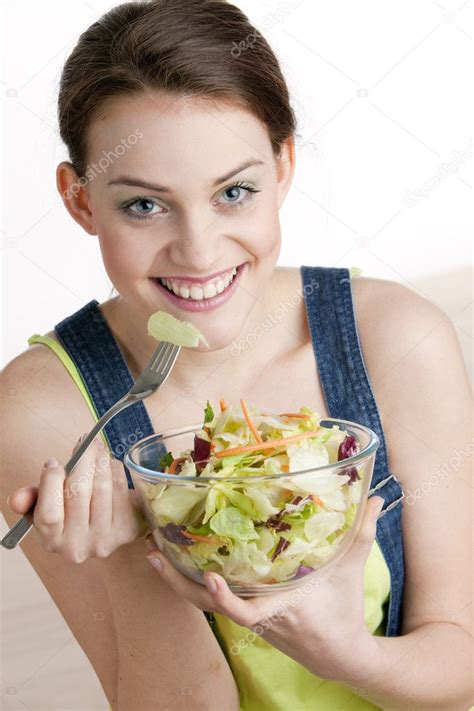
[169,208,221,272]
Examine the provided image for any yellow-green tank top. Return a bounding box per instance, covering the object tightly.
[28,331,390,711]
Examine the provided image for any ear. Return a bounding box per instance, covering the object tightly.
[56,161,98,236]
[275,135,296,210]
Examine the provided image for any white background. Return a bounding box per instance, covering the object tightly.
[1,1,472,709]
[1,0,473,377]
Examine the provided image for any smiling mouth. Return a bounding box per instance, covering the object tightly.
[153,265,241,301]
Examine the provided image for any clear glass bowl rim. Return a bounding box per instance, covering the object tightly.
[124,417,380,483]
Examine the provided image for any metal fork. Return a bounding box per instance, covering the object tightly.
[1,341,181,550]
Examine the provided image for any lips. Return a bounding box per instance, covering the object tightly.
[158,267,238,301]
[150,262,247,313]
[157,264,240,284]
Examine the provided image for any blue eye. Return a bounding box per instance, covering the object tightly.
[120,197,163,220]
[219,181,260,210]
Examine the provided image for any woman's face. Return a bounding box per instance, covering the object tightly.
[57,91,295,351]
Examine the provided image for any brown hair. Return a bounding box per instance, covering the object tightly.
[58,0,297,181]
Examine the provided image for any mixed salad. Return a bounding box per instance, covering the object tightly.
[139,399,365,585]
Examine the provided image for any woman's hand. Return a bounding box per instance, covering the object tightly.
[6,434,149,562]
[144,495,385,685]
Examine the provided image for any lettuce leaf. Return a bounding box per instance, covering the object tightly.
[151,485,208,524]
[147,310,209,348]
[303,510,345,544]
[209,506,259,542]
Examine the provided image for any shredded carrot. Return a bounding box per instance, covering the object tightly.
[279,413,312,419]
[312,495,324,507]
[168,456,187,474]
[240,398,263,444]
[214,429,321,458]
[219,398,228,412]
[182,531,223,545]
[281,464,290,473]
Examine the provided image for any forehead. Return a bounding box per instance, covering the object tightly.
[87,92,273,182]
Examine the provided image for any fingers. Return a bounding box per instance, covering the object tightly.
[63,434,99,539]
[111,455,132,527]
[28,435,137,562]
[144,536,259,627]
[201,572,259,627]
[88,442,113,548]
[145,544,214,611]
[7,486,38,514]
[33,459,66,547]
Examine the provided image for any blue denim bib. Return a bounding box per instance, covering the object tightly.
[54,265,405,636]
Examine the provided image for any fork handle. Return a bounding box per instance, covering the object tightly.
[1,394,138,550]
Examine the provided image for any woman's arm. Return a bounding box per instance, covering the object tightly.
[1,346,240,711]
[339,622,472,711]
[342,279,473,710]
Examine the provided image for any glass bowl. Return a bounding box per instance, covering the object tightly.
[124,418,379,596]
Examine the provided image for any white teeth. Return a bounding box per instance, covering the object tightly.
[158,266,239,300]
[190,285,204,300]
[203,282,217,298]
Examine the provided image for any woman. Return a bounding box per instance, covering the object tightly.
[1,1,471,709]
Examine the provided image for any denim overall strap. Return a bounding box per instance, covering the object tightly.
[300,265,405,637]
[54,299,155,489]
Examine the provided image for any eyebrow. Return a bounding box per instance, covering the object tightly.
[107,158,264,193]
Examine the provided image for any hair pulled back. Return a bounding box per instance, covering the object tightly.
[58,0,297,180]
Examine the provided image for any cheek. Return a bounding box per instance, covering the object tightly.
[244,201,281,259]
[97,229,152,284]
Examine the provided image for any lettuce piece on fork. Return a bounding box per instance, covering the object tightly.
[148,310,209,348]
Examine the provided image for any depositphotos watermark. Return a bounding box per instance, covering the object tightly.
[54,429,145,504]
[64,128,144,200]
[231,0,304,58]
[405,438,474,505]
[230,277,320,356]
[404,140,473,207]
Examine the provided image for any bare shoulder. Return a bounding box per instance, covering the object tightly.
[349,274,449,383]
[1,334,84,434]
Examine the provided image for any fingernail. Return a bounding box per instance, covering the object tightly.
[146,554,162,571]
[6,493,12,507]
[44,458,59,468]
[205,574,217,594]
